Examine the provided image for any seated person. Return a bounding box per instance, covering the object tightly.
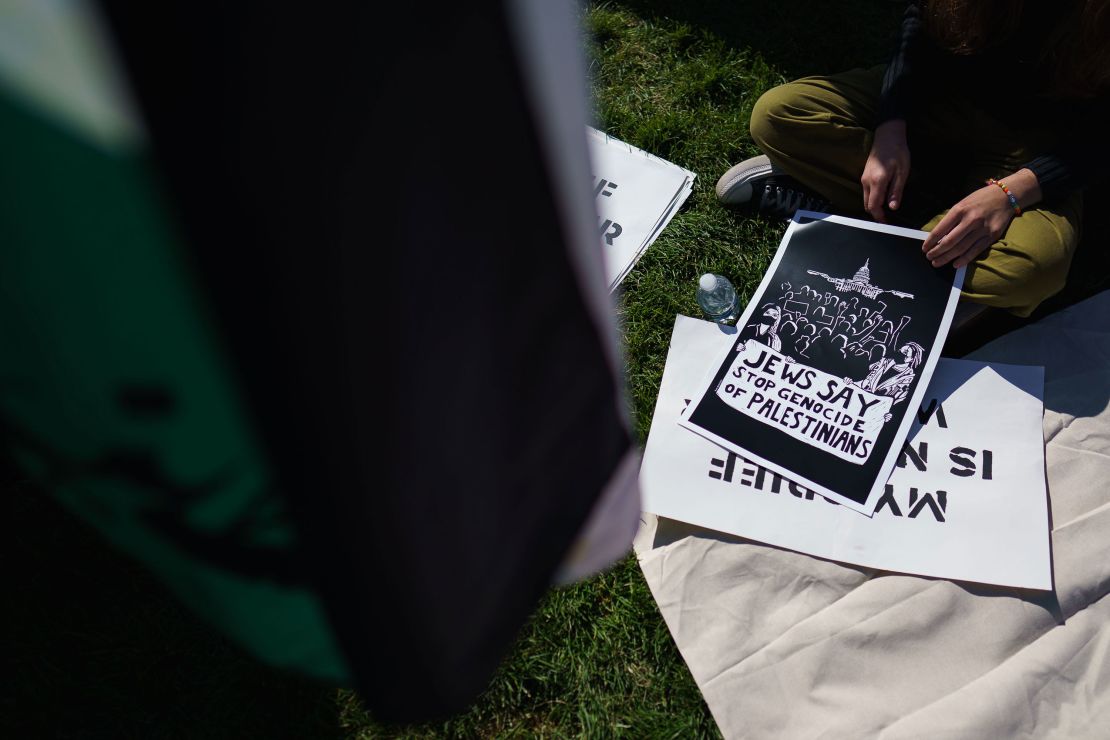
[716,0,1109,319]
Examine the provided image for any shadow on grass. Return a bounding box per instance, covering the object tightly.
[607,0,905,77]
[1,461,344,740]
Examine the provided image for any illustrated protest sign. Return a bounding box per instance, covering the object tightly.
[645,315,1051,590]
[680,212,964,514]
[586,127,694,290]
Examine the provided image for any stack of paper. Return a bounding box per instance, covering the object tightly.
[586,127,694,291]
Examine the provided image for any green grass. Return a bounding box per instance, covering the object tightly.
[6,3,904,738]
[586,1,899,444]
[336,562,717,738]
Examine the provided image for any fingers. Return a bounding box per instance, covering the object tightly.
[921,210,958,252]
[925,218,969,258]
[864,176,887,222]
[924,215,997,268]
[953,236,992,269]
[934,234,983,268]
[861,156,889,222]
[923,186,1011,269]
[927,221,995,267]
[926,221,974,266]
[887,167,908,212]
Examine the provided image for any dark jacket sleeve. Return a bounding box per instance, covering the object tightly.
[877,1,922,124]
[1021,94,1110,202]
[1024,155,1079,203]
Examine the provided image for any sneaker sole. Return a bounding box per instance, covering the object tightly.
[715,155,772,206]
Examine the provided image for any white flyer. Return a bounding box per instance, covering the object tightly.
[586,127,694,290]
[642,315,1052,591]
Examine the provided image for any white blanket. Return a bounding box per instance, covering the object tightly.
[635,291,1110,739]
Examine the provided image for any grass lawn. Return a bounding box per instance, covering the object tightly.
[6,2,910,738]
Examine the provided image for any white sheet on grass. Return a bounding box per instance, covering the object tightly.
[641,315,1052,590]
[586,127,694,290]
[636,291,1110,738]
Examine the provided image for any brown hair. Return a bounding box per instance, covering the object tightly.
[923,0,1110,97]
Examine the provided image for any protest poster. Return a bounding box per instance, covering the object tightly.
[679,212,964,514]
[586,127,695,290]
[644,315,1051,590]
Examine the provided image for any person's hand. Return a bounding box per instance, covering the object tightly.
[921,185,1014,268]
[862,120,910,222]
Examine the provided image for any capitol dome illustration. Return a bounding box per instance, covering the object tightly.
[806,259,914,300]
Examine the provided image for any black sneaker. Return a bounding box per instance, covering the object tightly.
[716,154,830,219]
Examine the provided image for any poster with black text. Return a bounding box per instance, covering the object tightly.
[679,212,964,514]
[586,127,694,290]
[644,316,1051,589]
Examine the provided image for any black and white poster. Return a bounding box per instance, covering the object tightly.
[679,212,964,514]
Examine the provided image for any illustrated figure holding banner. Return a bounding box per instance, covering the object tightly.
[849,341,924,405]
[744,305,784,352]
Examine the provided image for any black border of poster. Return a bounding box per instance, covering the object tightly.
[679,212,964,514]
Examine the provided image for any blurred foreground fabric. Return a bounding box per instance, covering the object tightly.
[0,0,638,721]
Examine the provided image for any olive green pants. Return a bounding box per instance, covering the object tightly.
[750,65,1082,317]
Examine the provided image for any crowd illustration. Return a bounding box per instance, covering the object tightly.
[739,274,924,405]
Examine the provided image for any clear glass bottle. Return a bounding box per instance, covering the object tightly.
[697,273,740,324]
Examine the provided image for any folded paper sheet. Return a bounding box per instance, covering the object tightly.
[643,315,1052,590]
[586,127,694,290]
[636,292,1110,738]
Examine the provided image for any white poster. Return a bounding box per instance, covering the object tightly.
[642,315,1052,591]
[586,127,694,290]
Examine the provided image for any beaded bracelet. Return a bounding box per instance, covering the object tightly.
[986,178,1022,216]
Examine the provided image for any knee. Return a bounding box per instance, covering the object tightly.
[750,83,810,155]
[963,212,1079,317]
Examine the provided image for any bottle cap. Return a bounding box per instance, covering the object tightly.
[699,273,717,292]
